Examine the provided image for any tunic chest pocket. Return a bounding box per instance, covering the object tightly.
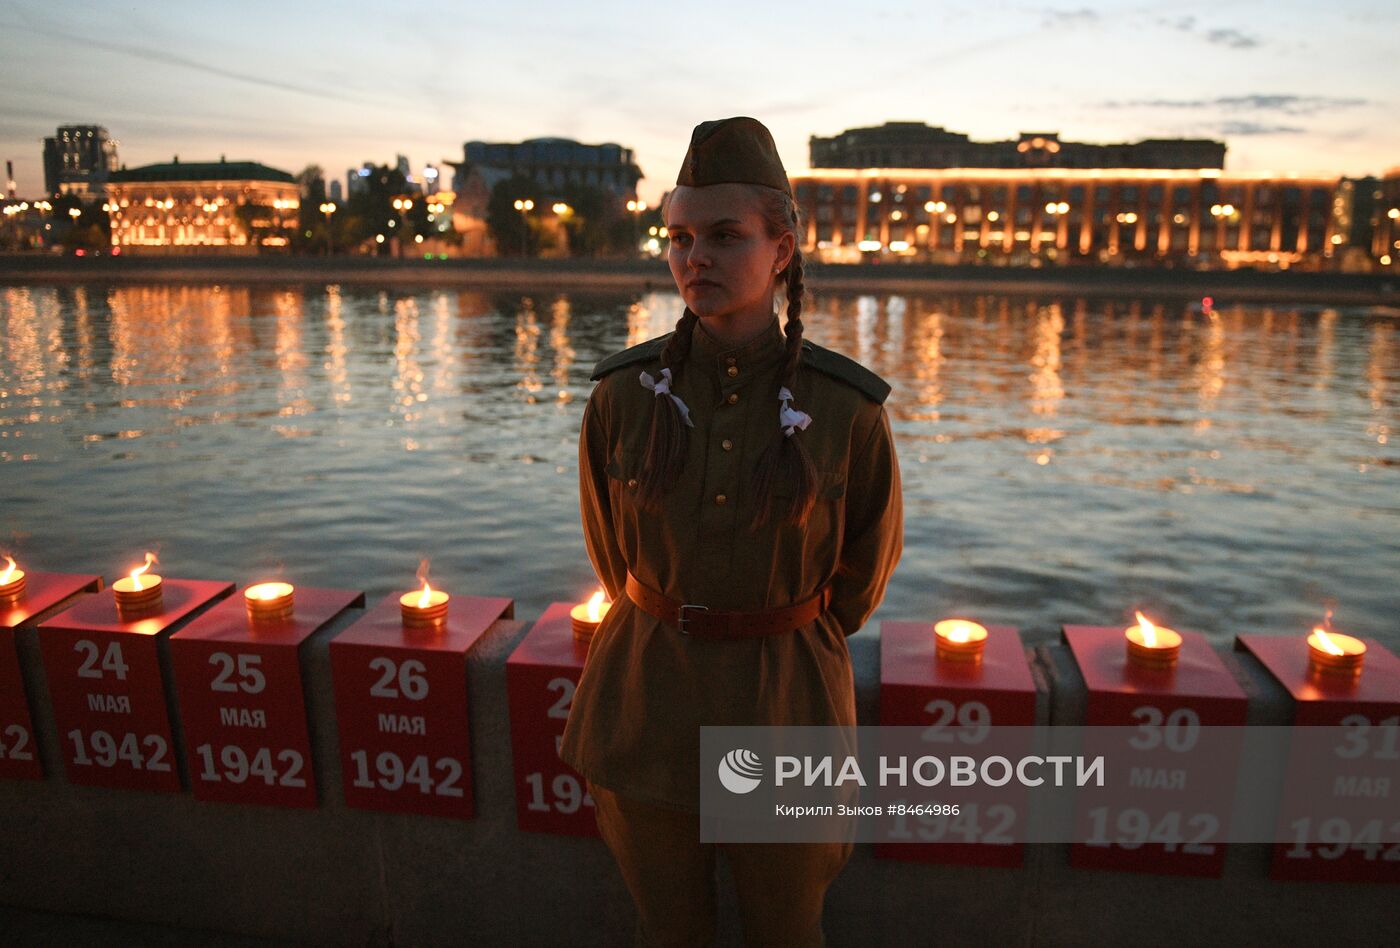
[604,455,643,495]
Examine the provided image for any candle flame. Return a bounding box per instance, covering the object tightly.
[129,552,158,591]
[0,555,15,584]
[417,579,433,609]
[1135,611,1157,647]
[1311,627,1345,656]
[587,589,606,622]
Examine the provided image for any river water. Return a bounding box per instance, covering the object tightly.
[2,283,1396,647]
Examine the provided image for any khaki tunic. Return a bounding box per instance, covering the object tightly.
[558,315,904,812]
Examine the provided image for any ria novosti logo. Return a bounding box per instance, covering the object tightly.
[718,749,764,794]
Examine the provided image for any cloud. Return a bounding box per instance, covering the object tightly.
[1041,7,1098,27]
[6,23,353,104]
[1215,121,1307,136]
[1159,16,1261,49]
[1205,28,1260,49]
[1100,94,1370,116]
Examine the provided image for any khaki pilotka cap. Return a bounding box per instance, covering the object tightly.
[676,116,793,197]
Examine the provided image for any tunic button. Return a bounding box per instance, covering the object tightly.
[721,439,733,451]
[626,478,638,489]
[726,393,739,405]
[714,493,727,505]
[727,366,739,377]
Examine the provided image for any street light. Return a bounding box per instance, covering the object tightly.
[513,198,534,256]
[319,201,337,256]
[391,197,413,258]
[627,198,648,256]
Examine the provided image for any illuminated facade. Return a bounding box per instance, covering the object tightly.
[791,168,1348,269]
[105,159,299,254]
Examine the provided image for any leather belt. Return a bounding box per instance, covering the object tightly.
[624,571,831,640]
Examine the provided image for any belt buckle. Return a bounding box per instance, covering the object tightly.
[677,603,708,635]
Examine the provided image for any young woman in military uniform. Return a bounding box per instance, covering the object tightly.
[559,116,904,948]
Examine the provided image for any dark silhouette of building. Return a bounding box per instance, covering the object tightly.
[454,137,641,198]
[43,125,119,198]
[810,122,1225,171]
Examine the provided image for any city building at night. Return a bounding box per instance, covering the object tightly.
[791,167,1353,269]
[791,121,1398,270]
[810,122,1226,171]
[455,137,642,199]
[104,157,299,254]
[42,124,120,198]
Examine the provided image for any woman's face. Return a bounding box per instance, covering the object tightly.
[666,184,794,322]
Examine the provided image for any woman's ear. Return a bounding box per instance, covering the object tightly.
[774,231,795,273]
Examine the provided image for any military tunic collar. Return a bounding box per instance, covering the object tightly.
[688,311,788,376]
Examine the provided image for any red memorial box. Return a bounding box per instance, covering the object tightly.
[1064,624,1247,878]
[506,602,598,837]
[1236,634,1400,883]
[875,620,1037,867]
[1,571,104,781]
[170,586,365,807]
[329,592,513,819]
[38,579,234,792]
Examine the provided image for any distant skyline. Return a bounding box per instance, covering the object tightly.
[2,0,1396,202]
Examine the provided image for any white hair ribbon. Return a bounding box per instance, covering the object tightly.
[777,386,812,437]
[640,367,695,427]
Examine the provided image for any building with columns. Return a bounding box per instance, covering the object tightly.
[104,158,300,254]
[792,167,1355,269]
[794,121,1388,270]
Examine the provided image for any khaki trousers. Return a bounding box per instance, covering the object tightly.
[589,780,854,948]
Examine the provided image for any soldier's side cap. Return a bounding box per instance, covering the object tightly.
[677,117,792,196]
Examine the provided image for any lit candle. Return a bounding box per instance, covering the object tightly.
[245,582,295,623]
[0,555,25,601]
[1307,626,1366,677]
[571,589,611,642]
[933,618,988,662]
[1124,611,1181,668]
[400,579,449,629]
[113,552,163,617]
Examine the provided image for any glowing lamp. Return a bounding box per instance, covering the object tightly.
[1307,627,1366,677]
[933,619,988,663]
[1124,611,1181,668]
[113,552,163,618]
[245,582,295,622]
[571,590,611,642]
[0,555,26,600]
[401,580,449,629]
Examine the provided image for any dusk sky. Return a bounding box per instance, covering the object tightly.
[3,0,1396,201]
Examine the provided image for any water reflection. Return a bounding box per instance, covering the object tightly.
[1,283,1396,645]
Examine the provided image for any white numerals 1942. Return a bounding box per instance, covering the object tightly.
[67,729,171,771]
[350,750,463,797]
[196,744,306,787]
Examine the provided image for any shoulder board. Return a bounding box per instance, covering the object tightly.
[590,332,674,381]
[800,340,890,404]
